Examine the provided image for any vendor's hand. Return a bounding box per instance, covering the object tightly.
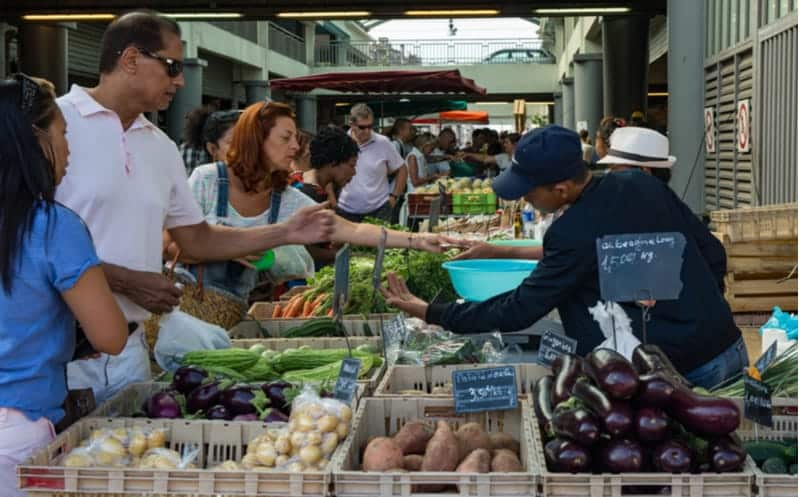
[411,233,444,253]
[124,270,182,314]
[380,272,429,320]
[638,300,656,308]
[284,203,335,245]
[388,196,398,208]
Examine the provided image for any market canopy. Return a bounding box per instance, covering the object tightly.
[413,111,490,124]
[270,70,487,95]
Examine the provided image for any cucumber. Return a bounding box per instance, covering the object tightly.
[762,457,788,474]
[784,445,797,463]
[284,318,339,338]
[789,464,797,475]
[745,440,787,465]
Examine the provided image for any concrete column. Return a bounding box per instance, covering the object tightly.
[553,92,563,126]
[166,58,207,142]
[573,53,603,139]
[297,95,317,132]
[668,0,705,213]
[303,22,316,66]
[242,80,269,104]
[601,16,650,119]
[560,78,575,130]
[18,23,68,95]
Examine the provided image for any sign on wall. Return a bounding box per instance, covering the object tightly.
[736,100,750,153]
[704,107,716,153]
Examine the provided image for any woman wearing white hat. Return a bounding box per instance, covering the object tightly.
[596,126,675,184]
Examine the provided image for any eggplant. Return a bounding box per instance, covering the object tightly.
[146,391,180,419]
[544,438,592,473]
[583,349,639,400]
[533,375,555,425]
[233,413,259,421]
[171,365,208,395]
[652,440,692,473]
[261,381,292,414]
[636,373,676,408]
[551,354,583,406]
[635,407,671,443]
[709,436,746,472]
[600,438,644,473]
[263,408,290,423]
[631,345,692,388]
[668,382,740,438]
[552,403,601,447]
[572,377,633,437]
[219,385,257,415]
[207,404,233,420]
[186,382,221,414]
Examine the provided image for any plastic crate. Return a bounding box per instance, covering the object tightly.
[530,409,753,497]
[374,363,549,398]
[452,192,497,215]
[18,417,340,496]
[331,397,537,497]
[735,397,798,497]
[89,382,365,420]
[231,336,382,353]
[710,203,798,243]
[247,302,394,338]
[406,193,452,217]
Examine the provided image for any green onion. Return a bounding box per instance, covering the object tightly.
[712,342,797,397]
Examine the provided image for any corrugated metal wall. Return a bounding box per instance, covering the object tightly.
[704,49,755,209]
[67,23,106,80]
[200,50,233,99]
[757,22,797,204]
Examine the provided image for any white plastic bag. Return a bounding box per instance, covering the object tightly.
[154,310,231,372]
[267,245,315,283]
[588,301,641,361]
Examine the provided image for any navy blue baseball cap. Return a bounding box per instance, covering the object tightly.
[492,125,584,200]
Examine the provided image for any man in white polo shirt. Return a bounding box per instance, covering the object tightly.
[337,104,407,223]
[56,11,335,403]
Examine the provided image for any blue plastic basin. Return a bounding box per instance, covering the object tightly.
[441,259,539,302]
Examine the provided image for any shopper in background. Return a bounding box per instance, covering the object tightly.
[579,129,594,164]
[0,74,128,497]
[595,116,626,160]
[406,132,443,191]
[388,118,414,223]
[289,128,313,187]
[56,11,337,403]
[426,127,458,176]
[179,105,214,174]
[337,103,407,223]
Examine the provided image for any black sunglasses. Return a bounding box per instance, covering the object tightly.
[132,47,184,78]
[352,122,373,130]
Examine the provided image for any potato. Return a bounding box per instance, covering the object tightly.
[275,454,289,467]
[318,415,339,433]
[129,433,148,457]
[295,413,315,432]
[456,449,491,473]
[455,423,492,462]
[336,422,350,440]
[290,432,307,448]
[287,461,306,472]
[403,454,424,471]
[63,450,93,467]
[299,445,322,465]
[490,449,523,472]
[306,431,323,446]
[241,453,260,469]
[255,443,277,467]
[362,437,404,472]
[489,433,520,457]
[393,420,433,455]
[339,405,353,422]
[320,433,339,455]
[147,430,166,449]
[421,421,459,472]
[275,435,291,455]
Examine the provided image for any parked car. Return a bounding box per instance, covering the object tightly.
[484,48,556,64]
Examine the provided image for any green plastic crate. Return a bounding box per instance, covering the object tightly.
[452,192,497,214]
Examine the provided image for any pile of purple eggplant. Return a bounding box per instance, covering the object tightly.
[143,366,332,422]
[535,345,745,475]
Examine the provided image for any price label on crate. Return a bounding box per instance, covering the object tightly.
[333,244,351,317]
[334,358,362,404]
[372,228,388,291]
[452,366,518,414]
[754,340,778,375]
[537,329,578,367]
[596,232,687,303]
[744,374,773,427]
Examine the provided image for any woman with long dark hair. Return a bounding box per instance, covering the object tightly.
[0,74,127,496]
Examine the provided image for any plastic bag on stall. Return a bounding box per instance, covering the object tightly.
[154,310,231,372]
[60,426,176,468]
[760,306,798,340]
[389,318,508,366]
[267,245,316,283]
[588,301,641,361]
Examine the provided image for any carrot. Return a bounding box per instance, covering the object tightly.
[272,303,283,319]
[302,296,314,317]
[307,293,327,316]
[285,294,304,318]
[327,308,334,317]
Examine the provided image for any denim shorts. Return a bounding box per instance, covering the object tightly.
[684,336,748,390]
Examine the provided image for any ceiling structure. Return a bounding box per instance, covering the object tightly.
[3,1,666,21]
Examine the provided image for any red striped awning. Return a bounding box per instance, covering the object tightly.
[270,69,487,95]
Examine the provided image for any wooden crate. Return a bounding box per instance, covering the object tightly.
[374,363,549,398]
[711,203,797,243]
[247,302,394,337]
[406,192,452,217]
[18,417,342,497]
[331,397,537,497]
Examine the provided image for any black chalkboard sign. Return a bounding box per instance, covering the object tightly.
[429,196,442,232]
[537,330,578,367]
[334,357,362,404]
[755,341,778,375]
[452,366,518,414]
[596,232,687,303]
[744,375,773,427]
[333,244,351,317]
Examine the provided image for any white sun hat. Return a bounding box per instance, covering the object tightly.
[596,126,676,169]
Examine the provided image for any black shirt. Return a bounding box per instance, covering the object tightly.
[426,170,740,373]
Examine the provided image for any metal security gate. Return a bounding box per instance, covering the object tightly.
[756,18,798,205]
[67,23,106,84]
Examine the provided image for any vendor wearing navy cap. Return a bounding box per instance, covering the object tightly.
[382,125,745,390]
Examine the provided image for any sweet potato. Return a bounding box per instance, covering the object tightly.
[456,448,491,473]
[455,422,492,462]
[419,421,460,492]
[491,449,523,472]
[362,437,404,472]
[489,432,520,457]
[403,454,424,471]
[393,420,433,455]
